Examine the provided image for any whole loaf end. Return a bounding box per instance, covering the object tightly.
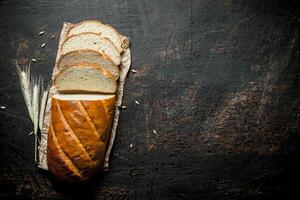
[47,94,115,182]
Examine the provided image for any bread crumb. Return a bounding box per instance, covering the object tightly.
[131,69,137,73]
[41,43,46,48]
[130,144,133,148]
[31,58,37,62]
[153,130,157,135]
[135,100,139,105]
[0,106,6,110]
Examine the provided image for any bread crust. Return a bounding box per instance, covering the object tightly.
[47,95,115,182]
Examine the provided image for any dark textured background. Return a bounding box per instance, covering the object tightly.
[0,0,299,199]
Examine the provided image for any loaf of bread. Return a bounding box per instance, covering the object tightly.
[47,19,126,182]
[47,94,115,182]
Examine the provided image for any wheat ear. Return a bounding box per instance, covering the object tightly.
[15,60,45,162]
[14,60,34,122]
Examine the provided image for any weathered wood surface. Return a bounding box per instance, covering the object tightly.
[0,0,299,199]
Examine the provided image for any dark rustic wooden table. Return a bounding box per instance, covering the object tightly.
[0,0,299,199]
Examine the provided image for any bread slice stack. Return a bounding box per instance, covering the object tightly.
[48,20,126,182]
[55,20,127,93]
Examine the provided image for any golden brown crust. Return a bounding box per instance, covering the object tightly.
[51,98,97,169]
[47,95,115,182]
[47,124,83,182]
[57,49,118,71]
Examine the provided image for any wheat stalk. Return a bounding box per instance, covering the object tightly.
[15,60,34,122]
[39,82,49,131]
[32,78,40,134]
[14,59,49,163]
[32,77,41,162]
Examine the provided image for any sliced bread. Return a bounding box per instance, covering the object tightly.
[57,50,120,80]
[67,20,128,53]
[54,63,117,94]
[61,33,121,66]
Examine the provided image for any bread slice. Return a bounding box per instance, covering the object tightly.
[67,20,128,53]
[57,50,120,80]
[61,33,121,66]
[54,63,117,94]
